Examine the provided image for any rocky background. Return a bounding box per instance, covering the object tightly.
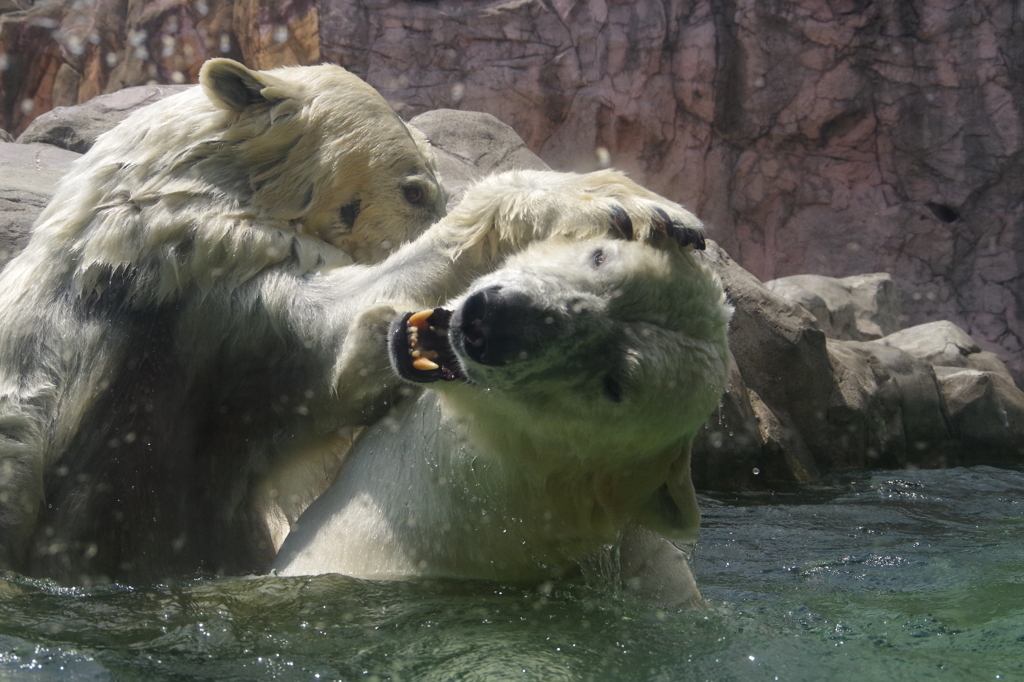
[2,0,1022,387]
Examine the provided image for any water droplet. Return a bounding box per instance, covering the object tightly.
[128,28,147,47]
[65,34,85,56]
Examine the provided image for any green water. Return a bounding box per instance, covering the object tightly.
[1,466,1021,681]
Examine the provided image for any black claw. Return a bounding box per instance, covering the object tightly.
[609,205,634,241]
[672,225,706,250]
[652,207,673,234]
[651,208,706,250]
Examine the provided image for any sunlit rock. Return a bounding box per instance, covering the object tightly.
[17,84,193,153]
[766,272,901,341]
[0,141,80,269]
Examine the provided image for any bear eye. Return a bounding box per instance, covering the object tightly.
[602,375,623,403]
[592,249,606,268]
[403,184,425,205]
[339,199,361,229]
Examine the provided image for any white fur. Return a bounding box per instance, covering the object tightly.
[0,58,447,583]
[275,233,732,608]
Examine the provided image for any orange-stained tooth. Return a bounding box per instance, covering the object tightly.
[408,309,433,330]
[413,357,440,371]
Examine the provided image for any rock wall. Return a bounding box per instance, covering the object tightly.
[2,0,1022,384]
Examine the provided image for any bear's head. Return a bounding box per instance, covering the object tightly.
[31,59,446,305]
[390,236,732,467]
[198,59,448,263]
[388,236,731,543]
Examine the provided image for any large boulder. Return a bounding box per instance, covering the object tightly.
[766,272,901,341]
[881,321,1024,462]
[700,242,840,472]
[0,141,81,269]
[17,84,194,153]
[934,367,1024,463]
[408,109,548,209]
[880,320,1014,378]
[824,339,953,470]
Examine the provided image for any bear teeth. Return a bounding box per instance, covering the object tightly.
[405,309,452,373]
[412,356,440,371]
[392,307,462,383]
[408,309,433,330]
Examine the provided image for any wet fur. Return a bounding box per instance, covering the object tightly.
[0,120,718,590]
[275,196,732,608]
[0,58,447,583]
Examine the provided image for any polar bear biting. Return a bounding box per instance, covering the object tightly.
[275,173,733,607]
[0,57,730,603]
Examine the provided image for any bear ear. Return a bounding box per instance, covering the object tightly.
[635,440,701,544]
[200,58,287,112]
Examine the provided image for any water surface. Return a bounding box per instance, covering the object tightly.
[2,466,1021,680]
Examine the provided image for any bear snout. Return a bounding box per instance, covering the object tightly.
[456,285,562,367]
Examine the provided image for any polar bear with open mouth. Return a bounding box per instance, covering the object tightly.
[275,170,732,607]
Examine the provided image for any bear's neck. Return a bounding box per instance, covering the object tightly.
[290,389,672,582]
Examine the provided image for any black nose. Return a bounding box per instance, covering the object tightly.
[458,285,548,366]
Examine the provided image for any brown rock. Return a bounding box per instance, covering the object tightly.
[0,0,318,135]
[880,320,1024,461]
[746,387,819,485]
[880,320,1013,378]
[232,0,319,69]
[702,241,840,470]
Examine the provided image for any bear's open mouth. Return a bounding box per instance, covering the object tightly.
[390,308,467,383]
